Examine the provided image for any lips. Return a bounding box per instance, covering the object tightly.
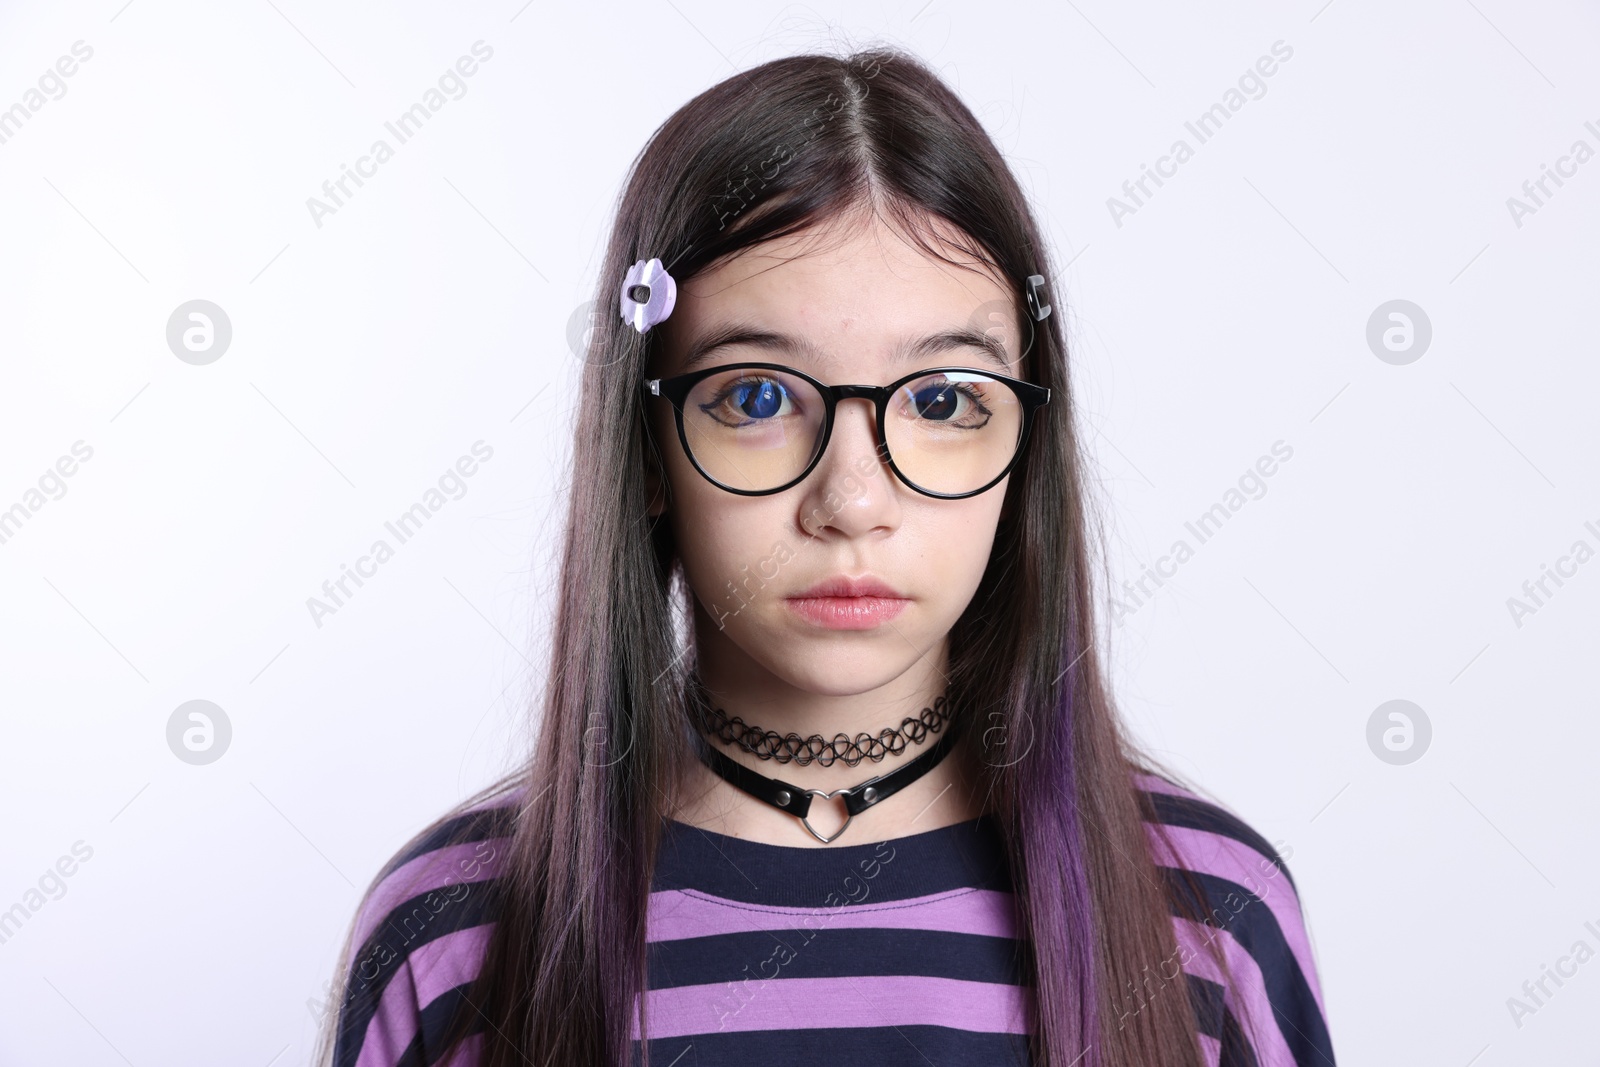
[784,575,909,630]
[787,575,906,600]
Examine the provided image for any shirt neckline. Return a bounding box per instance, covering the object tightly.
[663,812,990,852]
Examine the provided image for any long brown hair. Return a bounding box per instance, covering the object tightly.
[315,44,1234,1067]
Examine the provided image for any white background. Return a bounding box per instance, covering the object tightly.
[1,1,1597,1064]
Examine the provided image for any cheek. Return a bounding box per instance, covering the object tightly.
[670,495,783,607]
[924,493,1006,598]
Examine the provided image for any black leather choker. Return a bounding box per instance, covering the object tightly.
[689,702,965,844]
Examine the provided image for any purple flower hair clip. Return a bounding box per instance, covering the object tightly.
[620,257,677,334]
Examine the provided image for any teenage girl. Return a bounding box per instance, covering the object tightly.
[315,47,1334,1067]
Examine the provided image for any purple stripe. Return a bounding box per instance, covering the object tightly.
[646,887,1020,943]
[355,838,508,949]
[1197,1030,1221,1067]
[1172,918,1296,1067]
[353,926,492,1067]
[1147,823,1326,1020]
[630,975,1035,1040]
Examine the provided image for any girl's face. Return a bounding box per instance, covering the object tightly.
[646,211,1029,700]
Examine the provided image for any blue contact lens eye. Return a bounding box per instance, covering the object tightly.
[913,384,957,420]
[734,380,784,418]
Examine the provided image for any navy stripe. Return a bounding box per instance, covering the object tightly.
[395,982,484,1067]
[648,928,1027,988]
[1142,790,1296,893]
[1186,972,1227,1039]
[1159,867,1333,1067]
[654,815,1012,906]
[633,1024,1032,1067]
[332,879,503,1067]
[1185,972,1263,1067]
[1218,1002,1264,1067]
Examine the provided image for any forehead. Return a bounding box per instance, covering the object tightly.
[655,213,1024,377]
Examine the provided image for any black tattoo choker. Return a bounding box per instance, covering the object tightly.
[689,691,955,767]
[687,695,965,844]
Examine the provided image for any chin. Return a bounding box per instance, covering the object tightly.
[765,642,940,696]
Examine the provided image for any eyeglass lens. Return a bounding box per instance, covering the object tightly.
[679,366,1026,495]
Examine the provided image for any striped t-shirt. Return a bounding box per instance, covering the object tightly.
[330,774,1334,1067]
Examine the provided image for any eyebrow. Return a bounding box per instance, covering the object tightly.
[679,323,1016,376]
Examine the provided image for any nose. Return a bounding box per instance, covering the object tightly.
[797,394,898,535]
[823,390,889,467]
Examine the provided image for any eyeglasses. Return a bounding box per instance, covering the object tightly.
[642,361,1050,499]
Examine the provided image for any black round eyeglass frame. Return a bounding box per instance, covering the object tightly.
[642,361,1052,500]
